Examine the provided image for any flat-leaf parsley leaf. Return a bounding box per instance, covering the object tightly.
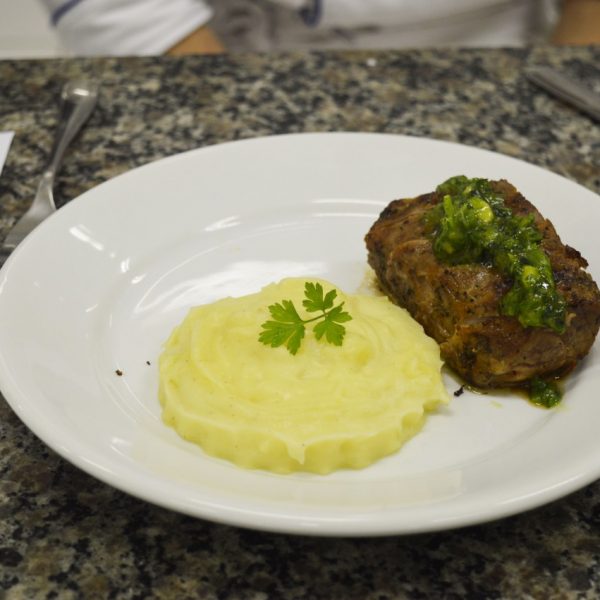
[259,282,352,355]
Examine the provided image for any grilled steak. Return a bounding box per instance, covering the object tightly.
[365,179,600,389]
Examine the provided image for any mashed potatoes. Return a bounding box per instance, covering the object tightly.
[159,278,449,474]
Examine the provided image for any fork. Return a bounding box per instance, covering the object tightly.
[1,80,99,255]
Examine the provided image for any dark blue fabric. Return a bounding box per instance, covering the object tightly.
[299,0,322,27]
[51,0,85,25]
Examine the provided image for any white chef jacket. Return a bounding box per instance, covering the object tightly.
[39,0,561,56]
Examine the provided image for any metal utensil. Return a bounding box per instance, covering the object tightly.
[1,80,99,254]
[526,66,600,123]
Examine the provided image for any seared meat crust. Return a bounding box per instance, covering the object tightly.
[365,180,600,388]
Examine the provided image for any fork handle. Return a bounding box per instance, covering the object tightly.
[45,82,99,180]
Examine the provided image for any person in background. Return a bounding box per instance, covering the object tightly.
[39,0,600,56]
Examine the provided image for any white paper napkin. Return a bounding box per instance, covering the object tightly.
[0,132,14,177]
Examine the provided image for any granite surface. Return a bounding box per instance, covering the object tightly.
[1,47,599,599]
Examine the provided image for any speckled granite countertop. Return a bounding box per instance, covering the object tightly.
[1,47,599,599]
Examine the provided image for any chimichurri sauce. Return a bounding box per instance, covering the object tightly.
[426,175,566,332]
[529,377,562,408]
[425,175,567,407]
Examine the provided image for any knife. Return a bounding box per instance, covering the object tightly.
[526,66,600,123]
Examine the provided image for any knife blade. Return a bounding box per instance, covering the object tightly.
[526,66,600,123]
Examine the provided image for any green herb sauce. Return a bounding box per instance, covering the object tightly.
[426,175,566,333]
[529,377,562,408]
[425,175,567,407]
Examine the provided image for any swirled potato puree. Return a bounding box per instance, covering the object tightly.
[159,278,449,474]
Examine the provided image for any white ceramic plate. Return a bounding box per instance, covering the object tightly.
[1,133,599,537]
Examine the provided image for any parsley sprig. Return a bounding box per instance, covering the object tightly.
[259,282,352,355]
